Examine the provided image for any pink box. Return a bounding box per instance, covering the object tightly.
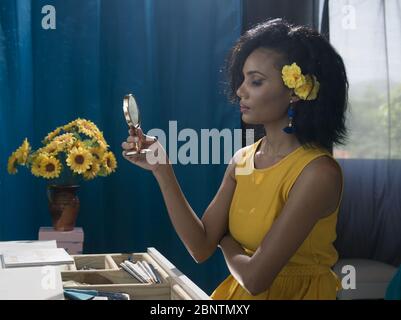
[38,227,84,255]
[57,242,83,255]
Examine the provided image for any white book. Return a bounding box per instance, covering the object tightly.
[1,248,74,268]
[0,266,64,300]
[0,240,57,251]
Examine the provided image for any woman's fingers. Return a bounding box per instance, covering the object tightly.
[122,133,140,151]
[122,151,138,164]
[136,128,157,146]
[122,150,149,169]
[127,135,138,143]
[128,127,156,142]
[121,141,134,150]
[124,127,157,155]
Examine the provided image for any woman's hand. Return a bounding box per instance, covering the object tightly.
[121,127,170,174]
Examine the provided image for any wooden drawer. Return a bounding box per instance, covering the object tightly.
[67,254,118,271]
[62,247,210,300]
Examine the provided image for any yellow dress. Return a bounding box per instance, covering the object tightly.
[211,138,343,300]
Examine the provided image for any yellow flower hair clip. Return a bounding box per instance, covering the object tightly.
[281,62,320,100]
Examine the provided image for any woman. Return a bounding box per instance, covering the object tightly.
[121,18,348,300]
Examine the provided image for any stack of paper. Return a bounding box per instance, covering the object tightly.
[0,240,73,268]
[120,260,161,284]
[0,240,57,250]
[1,248,74,268]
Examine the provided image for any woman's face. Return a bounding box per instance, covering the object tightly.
[236,48,295,125]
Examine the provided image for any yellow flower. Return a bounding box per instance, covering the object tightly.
[66,146,93,174]
[31,154,47,177]
[19,138,30,164]
[282,63,305,89]
[97,140,108,149]
[39,155,62,179]
[294,75,320,100]
[7,138,31,174]
[308,76,320,100]
[53,133,76,146]
[102,151,117,175]
[63,120,77,131]
[42,141,64,155]
[44,128,61,143]
[90,146,106,161]
[83,161,101,180]
[73,140,85,149]
[76,119,99,138]
[13,138,31,165]
[7,118,116,180]
[93,131,109,148]
[7,152,19,174]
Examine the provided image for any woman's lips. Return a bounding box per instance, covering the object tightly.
[240,105,251,113]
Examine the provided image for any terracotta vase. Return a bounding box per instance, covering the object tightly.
[47,185,80,231]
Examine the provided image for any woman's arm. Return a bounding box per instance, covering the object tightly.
[153,162,236,263]
[218,234,251,291]
[218,156,343,295]
[122,128,243,263]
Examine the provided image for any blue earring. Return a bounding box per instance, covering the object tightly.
[283,102,295,134]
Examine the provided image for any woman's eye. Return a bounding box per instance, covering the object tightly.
[251,80,263,86]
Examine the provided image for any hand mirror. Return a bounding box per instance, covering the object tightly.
[123,94,152,155]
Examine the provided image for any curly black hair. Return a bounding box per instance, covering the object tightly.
[226,18,348,151]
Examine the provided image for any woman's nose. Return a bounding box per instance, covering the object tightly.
[236,82,246,99]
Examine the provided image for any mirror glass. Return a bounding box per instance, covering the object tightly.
[123,94,140,128]
[123,94,152,155]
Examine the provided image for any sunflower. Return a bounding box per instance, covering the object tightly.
[42,141,64,155]
[83,161,100,180]
[97,139,108,149]
[7,152,19,174]
[76,119,99,138]
[14,138,31,165]
[72,140,85,149]
[66,146,93,174]
[52,133,76,147]
[39,155,62,179]
[43,128,61,143]
[102,151,117,175]
[31,154,47,177]
[93,131,109,148]
[62,120,77,131]
[7,118,117,181]
[90,146,106,161]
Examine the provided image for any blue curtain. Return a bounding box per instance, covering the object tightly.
[0,0,242,294]
[385,265,401,300]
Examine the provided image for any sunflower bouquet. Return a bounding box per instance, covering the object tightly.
[7,118,117,182]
